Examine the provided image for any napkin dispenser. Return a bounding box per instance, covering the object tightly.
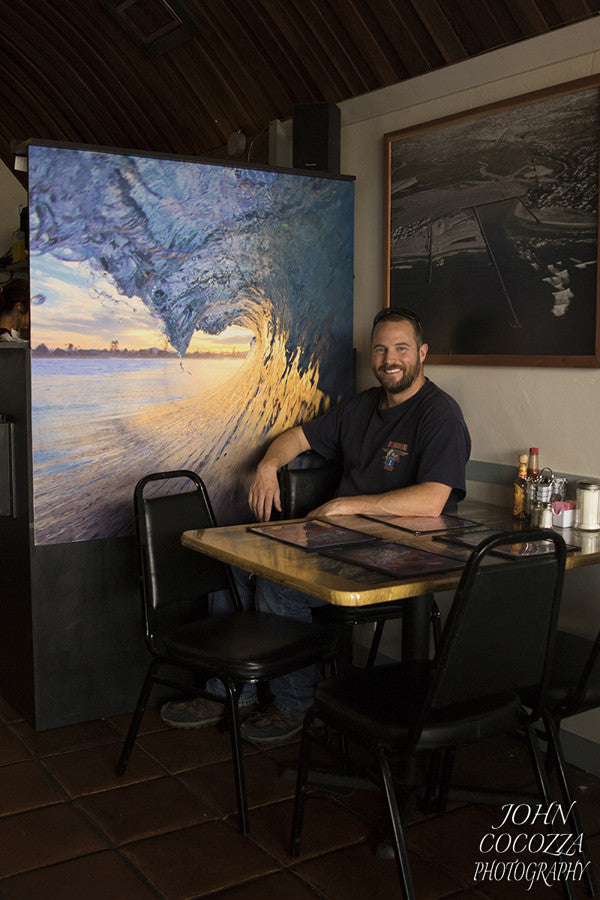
[575,481,600,531]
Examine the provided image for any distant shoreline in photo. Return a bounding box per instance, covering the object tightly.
[30,345,248,359]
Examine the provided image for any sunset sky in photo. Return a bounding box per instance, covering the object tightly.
[29,253,254,354]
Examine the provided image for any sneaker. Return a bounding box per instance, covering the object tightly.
[160,697,255,729]
[240,704,306,745]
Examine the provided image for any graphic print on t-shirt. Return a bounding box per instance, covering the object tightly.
[383,440,407,471]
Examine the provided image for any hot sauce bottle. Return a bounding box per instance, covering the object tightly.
[527,447,540,480]
[513,453,528,521]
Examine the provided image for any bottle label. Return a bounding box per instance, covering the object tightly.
[513,483,526,518]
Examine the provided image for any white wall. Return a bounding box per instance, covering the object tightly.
[339,19,600,765]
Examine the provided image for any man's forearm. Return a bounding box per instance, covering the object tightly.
[311,481,452,518]
[255,426,311,476]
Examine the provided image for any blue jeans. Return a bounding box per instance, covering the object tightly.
[205,569,326,713]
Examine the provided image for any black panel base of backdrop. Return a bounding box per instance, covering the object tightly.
[0,346,193,729]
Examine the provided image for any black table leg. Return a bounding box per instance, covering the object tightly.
[375,593,436,859]
[401,593,435,662]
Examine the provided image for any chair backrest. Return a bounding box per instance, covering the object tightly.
[413,529,567,742]
[568,629,600,715]
[278,465,343,519]
[134,470,240,653]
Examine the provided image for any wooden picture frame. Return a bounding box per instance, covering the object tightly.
[384,75,600,367]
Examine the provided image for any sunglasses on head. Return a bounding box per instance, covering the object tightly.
[372,306,422,331]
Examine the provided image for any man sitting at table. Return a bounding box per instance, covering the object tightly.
[161,307,471,743]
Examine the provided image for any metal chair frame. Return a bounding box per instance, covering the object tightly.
[289,529,579,899]
[117,470,338,835]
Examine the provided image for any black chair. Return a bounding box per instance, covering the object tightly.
[290,529,572,899]
[277,464,441,666]
[277,463,343,520]
[116,470,338,835]
[528,627,600,896]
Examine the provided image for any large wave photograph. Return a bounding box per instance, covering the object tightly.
[27,143,355,544]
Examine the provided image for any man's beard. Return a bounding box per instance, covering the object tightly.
[376,359,421,394]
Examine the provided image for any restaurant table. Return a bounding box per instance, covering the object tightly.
[181,500,600,661]
[182,501,600,804]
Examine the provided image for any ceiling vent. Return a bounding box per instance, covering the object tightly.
[102,0,200,55]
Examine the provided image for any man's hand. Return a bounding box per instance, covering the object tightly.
[308,497,357,517]
[248,464,281,522]
[247,426,312,521]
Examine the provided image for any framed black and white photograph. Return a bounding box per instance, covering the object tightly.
[384,75,600,367]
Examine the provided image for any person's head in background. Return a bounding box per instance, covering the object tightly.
[0,280,30,341]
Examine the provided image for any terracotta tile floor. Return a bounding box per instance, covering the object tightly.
[0,694,598,899]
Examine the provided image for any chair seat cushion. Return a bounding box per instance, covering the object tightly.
[313,662,521,750]
[164,612,337,681]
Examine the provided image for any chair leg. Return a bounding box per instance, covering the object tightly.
[543,714,597,898]
[376,749,416,900]
[434,748,455,813]
[337,624,354,669]
[223,682,249,836]
[322,654,349,770]
[366,621,384,667]
[523,720,578,900]
[430,599,442,651]
[422,748,454,814]
[290,709,317,858]
[422,750,443,814]
[116,658,161,776]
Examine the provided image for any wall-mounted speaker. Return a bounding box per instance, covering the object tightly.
[293,102,341,174]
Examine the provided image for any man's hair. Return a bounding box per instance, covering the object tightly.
[371,306,424,345]
[0,279,29,316]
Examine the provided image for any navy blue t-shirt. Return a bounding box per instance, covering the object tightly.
[302,379,471,503]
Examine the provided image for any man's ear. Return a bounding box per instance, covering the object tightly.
[419,342,428,363]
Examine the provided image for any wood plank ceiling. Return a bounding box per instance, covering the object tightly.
[1,0,599,178]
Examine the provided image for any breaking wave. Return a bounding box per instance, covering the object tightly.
[28,145,354,540]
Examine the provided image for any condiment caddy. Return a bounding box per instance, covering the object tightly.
[512,448,598,529]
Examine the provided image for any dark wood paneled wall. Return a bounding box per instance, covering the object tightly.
[1,0,599,174]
